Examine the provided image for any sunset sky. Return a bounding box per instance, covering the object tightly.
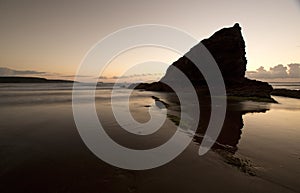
[0,0,299,81]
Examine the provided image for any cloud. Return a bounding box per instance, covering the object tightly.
[97,73,164,80]
[288,63,300,78]
[0,67,97,81]
[60,75,94,78]
[269,64,288,78]
[246,64,300,79]
[0,67,46,76]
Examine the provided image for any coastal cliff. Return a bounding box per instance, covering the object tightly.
[135,24,274,100]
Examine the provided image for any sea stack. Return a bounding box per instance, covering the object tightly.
[136,23,273,100]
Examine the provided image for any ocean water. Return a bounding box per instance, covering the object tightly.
[0,83,299,193]
[269,82,300,90]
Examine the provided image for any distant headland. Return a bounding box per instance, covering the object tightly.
[0,77,75,83]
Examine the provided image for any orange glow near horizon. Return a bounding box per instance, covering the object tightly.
[0,0,299,80]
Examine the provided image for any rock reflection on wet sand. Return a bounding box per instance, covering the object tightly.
[0,85,299,193]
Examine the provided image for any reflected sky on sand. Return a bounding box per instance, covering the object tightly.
[0,84,299,193]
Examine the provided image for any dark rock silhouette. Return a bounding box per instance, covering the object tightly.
[162,23,246,84]
[135,23,274,100]
[271,88,300,99]
[0,77,75,83]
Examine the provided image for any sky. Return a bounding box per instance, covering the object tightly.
[0,0,299,82]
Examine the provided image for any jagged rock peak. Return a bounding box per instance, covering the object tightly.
[135,23,274,101]
[160,23,248,85]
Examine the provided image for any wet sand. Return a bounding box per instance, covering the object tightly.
[0,84,299,193]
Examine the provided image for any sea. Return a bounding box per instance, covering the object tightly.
[0,82,299,193]
[269,82,300,90]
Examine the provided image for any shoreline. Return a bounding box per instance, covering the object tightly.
[0,85,299,192]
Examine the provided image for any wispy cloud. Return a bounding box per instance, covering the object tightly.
[0,67,96,81]
[95,73,165,83]
[59,75,94,78]
[97,73,164,80]
[0,67,46,76]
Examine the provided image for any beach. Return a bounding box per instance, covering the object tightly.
[0,83,299,193]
